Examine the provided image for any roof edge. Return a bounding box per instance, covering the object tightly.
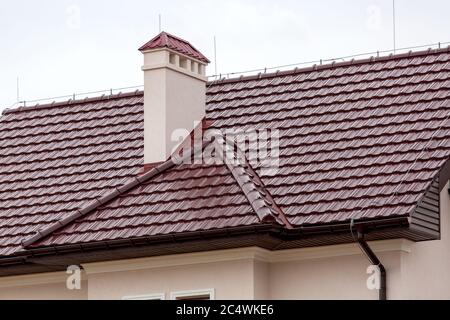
[6,46,449,115]
[208,45,450,86]
[2,216,414,276]
[2,90,144,116]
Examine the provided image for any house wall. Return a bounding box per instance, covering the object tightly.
[0,189,449,300]
[269,251,402,300]
[395,186,450,299]
[253,260,270,300]
[86,259,255,300]
[0,273,87,300]
[0,244,408,300]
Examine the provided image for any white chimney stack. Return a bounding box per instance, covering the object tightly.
[139,32,210,164]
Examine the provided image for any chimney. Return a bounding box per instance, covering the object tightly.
[139,32,210,164]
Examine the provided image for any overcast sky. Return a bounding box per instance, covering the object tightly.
[1,0,449,111]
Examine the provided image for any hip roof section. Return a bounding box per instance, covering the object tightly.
[139,31,210,63]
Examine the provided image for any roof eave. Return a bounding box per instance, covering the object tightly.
[0,215,428,278]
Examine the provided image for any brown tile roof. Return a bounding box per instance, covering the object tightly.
[23,140,290,247]
[139,31,210,63]
[0,93,144,256]
[1,47,450,256]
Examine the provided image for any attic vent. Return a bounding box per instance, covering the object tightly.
[198,64,205,75]
[169,53,176,65]
[191,61,198,73]
[180,57,188,69]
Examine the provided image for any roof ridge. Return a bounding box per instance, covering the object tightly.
[217,138,292,228]
[208,46,450,86]
[161,31,192,45]
[7,46,449,116]
[4,46,450,115]
[139,31,192,49]
[161,31,169,44]
[2,90,144,116]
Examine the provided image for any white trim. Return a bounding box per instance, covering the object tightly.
[122,293,165,300]
[141,47,208,66]
[82,239,412,275]
[170,288,215,300]
[142,63,208,82]
[0,271,80,289]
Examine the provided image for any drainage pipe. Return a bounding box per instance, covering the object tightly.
[356,231,387,300]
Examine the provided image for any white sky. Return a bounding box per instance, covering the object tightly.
[1,0,449,111]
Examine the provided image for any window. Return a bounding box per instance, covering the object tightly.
[170,289,215,300]
[122,293,165,300]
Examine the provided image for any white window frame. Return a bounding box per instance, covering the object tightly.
[122,293,166,300]
[170,288,215,300]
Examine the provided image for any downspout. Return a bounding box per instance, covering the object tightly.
[351,220,387,300]
[357,232,387,300]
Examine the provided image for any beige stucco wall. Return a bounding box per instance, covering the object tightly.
[0,244,409,300]
[0,273,87,300]
[253,260,270,300]
[269,251,402,300]
[86,259,255,300]
[0,188,449,300]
